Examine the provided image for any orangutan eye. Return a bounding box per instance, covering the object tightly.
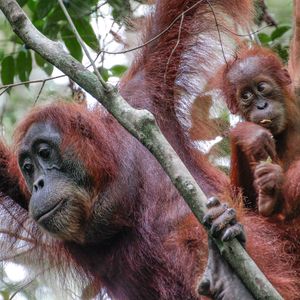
[39,148,51,159]
[23,161,34,175]
[257,81,271,94]
[37,144,51,160]
[241,90,253,101]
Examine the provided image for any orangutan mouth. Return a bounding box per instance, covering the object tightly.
[37,199,65,223]
[260,119,272,125]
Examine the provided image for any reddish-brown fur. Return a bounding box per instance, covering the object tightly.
[0,1,300,299]
[220,46,294,114]
[218,46,300,219]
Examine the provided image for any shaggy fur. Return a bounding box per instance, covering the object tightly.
[0,1,299,299]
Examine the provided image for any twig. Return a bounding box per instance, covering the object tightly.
[97,0,205,55]
[58,0,106,87]
[0,87,10,96]
[205,0,227,65]
[0,57,99,92]
[0,74,65,90]
[0,202,35,239]
[256,0,278,27]
[9,267,53,300]
[164,13,184,83]
[85,0,108,17]
[95,14,270,58]
[9,278,36,300]
[0,228,36,244]
[34,81,46,105]
[0,247,34,261]
[221,24,272,38]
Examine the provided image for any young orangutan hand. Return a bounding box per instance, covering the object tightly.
[254,162,283,217]
[231,122,276,162]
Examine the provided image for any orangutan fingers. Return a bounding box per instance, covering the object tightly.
[222,223,246,244]
[265,137,276,160]
[203,203,228,226]
[210,208,236,236]
[206,196,220,208]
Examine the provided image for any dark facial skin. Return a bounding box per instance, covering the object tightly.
[18,122,92,243]
[236,76,287,136]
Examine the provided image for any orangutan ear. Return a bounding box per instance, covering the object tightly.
[281,68,292,85]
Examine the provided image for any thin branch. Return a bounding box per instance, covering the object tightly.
[9,267,53,300]
[0,1,284,299]
[85,0,108,17]
[33,81,46,105]
[0,57,101,92]
[221,24,272,38]
[0,229,36,244]
[205,0,227,65]
[0,247,34,261]
[0,202,35,239]
[96,16,270,58]
[57,0,106,87]
[255,0,278,27]
[0,87,10,96]
[9,278,36,300]
[164,13,185,83]
[97,0,205,55]
[0,74,65,90]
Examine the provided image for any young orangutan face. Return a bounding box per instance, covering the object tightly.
[236,75,287,135]
[227,55,289,136]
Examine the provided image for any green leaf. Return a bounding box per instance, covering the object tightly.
[25,50,32,78]
[272,44,289,63]
[44,64,54,76]
[36,0,56,19]
[0,50,5,62]
[68,0,99,18]
[99,67,109,82]
[16,50,27,82]
[35,52,46,68]
[33,19,45,31]
[108,0,131,22]
[17,0,28,7]
[61,27,83,62]
[34,53,54,76]
[16,50,32,86]
[73,18,100,52]
[257,33,271,45]
[1,56,15,85]
[271,26,291,41]
[110,65,127,77]
[10,35,23,44]
[47,7,65,23]
[27,0,37,11]
[43,21,61,40]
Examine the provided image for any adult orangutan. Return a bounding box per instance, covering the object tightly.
[0,0,299,299]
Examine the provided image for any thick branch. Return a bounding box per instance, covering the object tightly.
[0,1,283,299]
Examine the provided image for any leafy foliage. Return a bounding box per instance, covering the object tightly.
[258,25,291,62]
[0,0,137,87]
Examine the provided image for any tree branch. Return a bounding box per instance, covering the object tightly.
[0,0,283,299]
